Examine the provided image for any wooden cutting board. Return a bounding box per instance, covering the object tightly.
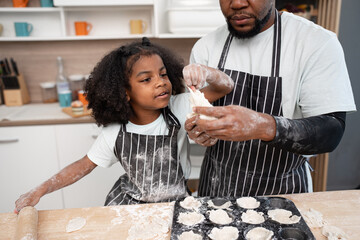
[62,106,92,118]
[0,202,174,240]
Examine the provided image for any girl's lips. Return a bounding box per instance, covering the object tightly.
[156,91,170,99]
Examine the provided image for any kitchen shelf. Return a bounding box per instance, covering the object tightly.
[53,0,154,7]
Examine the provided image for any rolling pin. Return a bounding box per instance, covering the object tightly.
[13,206,38,240]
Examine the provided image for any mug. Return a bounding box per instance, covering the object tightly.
[40,0,54,7]
[130,20,147,34]
[0,24,3,36]
[58,90,72,107]
[74,21,92,36]
[78,90,88,106]
[14,22,33,37]
[12,0,29,7]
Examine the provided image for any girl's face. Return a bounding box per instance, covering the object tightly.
[126,54,172,124]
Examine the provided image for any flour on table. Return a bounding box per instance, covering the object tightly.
[268,209,301,224]
[300,208,325,228]
[208,209,232,225]
[245,227,274,240]
[236,197,260,209]
[177,212,205,226]
[180,196,202,211]
[187,87,216,120]
[66,217,86,233]
[208,226,239,240]
[322,225,348,240]
[208,200,232,210]
[178,230,202,240]
[241,210,265,224]
[127,216,169,240]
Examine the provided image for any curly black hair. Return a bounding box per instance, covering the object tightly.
[85,37,185,127]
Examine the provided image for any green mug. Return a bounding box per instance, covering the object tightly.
[14,22,33,37]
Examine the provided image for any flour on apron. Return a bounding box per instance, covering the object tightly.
[198,11,309,197]
[105,107,187,205]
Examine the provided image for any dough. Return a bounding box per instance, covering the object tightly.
[180,196,202,211]
[268,209,301,224]
[208,226,239,240]
[177,212,205,226]
[241,210,265,224]
[208,209,232,225]
[178,230,202,240]
[66,217,86,233]
[208,200,232,210]
[187,87,216,120]
[127,216,169,240]
[322,225,348,240]
[245,227,274,240]
[300,208,325,228]
[236,197,260,209]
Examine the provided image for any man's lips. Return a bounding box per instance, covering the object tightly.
[230,14,252,25]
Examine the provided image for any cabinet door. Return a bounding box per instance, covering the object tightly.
[0,126,63,213]
[55,124,123,209]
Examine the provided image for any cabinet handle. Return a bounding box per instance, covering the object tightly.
[0,138,19,143]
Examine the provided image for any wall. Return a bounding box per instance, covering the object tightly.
[327,0,360,190]
[0,38,198,102]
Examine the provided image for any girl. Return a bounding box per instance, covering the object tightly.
[15,38,234,211]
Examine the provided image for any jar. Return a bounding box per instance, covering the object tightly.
[68,74,85,101]
[40,82,57,103]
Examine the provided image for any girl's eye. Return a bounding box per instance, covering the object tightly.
[140,78,151,82]
[161,73,168,78]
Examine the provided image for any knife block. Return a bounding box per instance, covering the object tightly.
[2,74,30,106]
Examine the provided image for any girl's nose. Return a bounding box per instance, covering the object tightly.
[155,75,167,87]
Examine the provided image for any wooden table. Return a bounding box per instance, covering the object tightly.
[0,190,359,240]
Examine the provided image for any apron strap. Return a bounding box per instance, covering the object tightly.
[271,10,281,77]
[217,9,282,77]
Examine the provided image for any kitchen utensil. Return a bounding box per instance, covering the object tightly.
[13,206,38,240]
[130,19,147,34]
[4,58,12,75]
[40,82,57,103]
[12,0,29,7]
[40,0,54,7]
[74,21,92,36]
[11,58,19,76]
[68,74,84,100]
[14,22,33,37]
[78,90,88,106]
[171,196,315,240]
[62,106,91,118]
[58,90,72,107]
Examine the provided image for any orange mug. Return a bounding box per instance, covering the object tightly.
[13,0,29,7]
[78,90,88,106]
[74,21,92,36]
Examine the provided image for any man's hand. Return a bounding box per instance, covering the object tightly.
[14,189,42,214]
[192,105,276,142]
[185,115,218,146]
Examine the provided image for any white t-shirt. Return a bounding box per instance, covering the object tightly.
[87,93,192,178]
[190,12,356,119]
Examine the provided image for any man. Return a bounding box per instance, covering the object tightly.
[185,0,356,197]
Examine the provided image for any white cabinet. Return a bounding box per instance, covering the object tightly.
[0,0,224,41]
[0,125,63,213]
[54,123,124,209]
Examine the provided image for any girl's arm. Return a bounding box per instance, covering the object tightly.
[182,63,234,103]
[14,155,97,213]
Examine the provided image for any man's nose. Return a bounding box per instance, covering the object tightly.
[230,0,249,9]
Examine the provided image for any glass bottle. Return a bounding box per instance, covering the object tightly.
[56,56,71,107]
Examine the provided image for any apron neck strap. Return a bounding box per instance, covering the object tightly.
[217,9,282,77]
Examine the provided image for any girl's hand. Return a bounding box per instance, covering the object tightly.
[14,189,41,214]
[183,63,212,89]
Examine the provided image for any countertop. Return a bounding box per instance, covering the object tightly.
[0,103,95,126]
[0,190,359,239]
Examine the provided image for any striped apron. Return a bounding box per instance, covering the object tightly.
[105,107,187,205]
[198,11,309,197]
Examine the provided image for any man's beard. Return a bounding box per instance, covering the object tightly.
[227,7,273,39]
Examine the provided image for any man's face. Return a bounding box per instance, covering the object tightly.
[219,0,275,38]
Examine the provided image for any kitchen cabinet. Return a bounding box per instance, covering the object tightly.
[0,0,225,41]
[0,125,63,213]
[55,123,124,209]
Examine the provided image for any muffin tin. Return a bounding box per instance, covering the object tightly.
[170,196,315,240]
